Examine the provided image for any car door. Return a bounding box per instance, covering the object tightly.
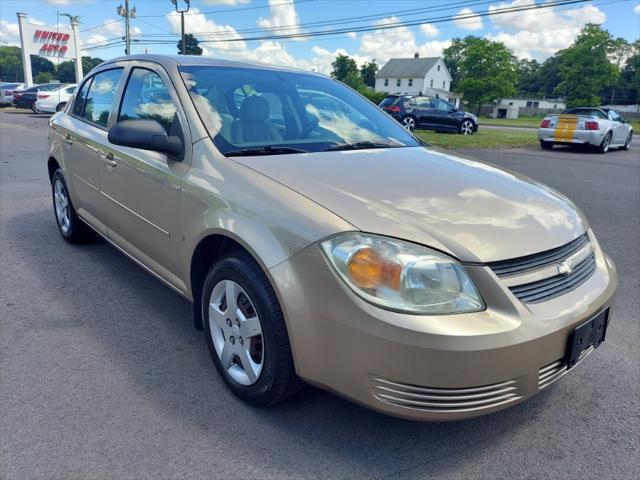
[608,110,627,144]
[98,64,191,287]
[413,96,435,128]
[63,68,125,234]
[430,98,457,130]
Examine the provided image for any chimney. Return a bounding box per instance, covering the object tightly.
[414,52,419,58]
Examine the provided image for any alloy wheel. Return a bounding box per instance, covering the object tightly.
[208,279,264,386]
[402,116,415,131]
[53,178,70,233]
[461,120,474,135]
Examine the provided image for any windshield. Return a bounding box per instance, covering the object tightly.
[179,66,419,155]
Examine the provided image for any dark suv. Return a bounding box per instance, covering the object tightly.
[379,94,478,134]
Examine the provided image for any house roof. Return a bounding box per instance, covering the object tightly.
[376,57,440,78]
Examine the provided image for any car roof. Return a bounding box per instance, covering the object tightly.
[100,54,325,77]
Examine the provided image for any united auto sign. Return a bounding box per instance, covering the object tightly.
[33,30,72,56]
[21,22,77,60]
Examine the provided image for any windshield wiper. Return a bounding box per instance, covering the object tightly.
[324,141,395,152]
[225,146,309,157]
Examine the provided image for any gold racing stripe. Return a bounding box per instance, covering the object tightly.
[554,115,578,142]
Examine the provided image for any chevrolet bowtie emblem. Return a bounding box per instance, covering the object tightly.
[557,261,573,276]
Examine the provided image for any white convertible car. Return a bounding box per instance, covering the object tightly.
[538,107,633,153]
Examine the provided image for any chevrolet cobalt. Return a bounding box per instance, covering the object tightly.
[47,55,617,420]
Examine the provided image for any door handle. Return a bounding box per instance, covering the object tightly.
[101,152,118,168]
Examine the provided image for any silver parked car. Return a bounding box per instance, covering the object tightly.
[46,55,617,421]
[538,107,633,153]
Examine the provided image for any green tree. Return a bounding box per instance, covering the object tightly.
[442,39,466,90]
[0,46,23,82]
[178,34,203,55]
[331,54,364,89]
[360,60,378,88]
[56,56,103,83]
[556,24,619,107]
[34,71,55,83]
[516,58,541,95]
[82,56,104,72]
[445,37,518,113]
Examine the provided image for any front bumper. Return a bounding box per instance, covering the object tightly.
[269,236,618,421]
[538,128,605,147]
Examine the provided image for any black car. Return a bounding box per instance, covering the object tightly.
[13,84,65,112]
[379,94,478,134]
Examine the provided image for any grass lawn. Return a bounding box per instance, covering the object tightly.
[415,129,539,150]
[481,116,640,131]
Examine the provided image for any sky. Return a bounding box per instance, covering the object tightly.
[1,0,639,74]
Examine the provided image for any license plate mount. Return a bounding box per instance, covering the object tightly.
[567,308,609,369]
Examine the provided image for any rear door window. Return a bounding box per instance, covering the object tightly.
[81,68,124,128]
[72,79,91,116]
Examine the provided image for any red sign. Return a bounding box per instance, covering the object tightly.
[33,30,71,57]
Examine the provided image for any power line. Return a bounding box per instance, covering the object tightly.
[124,0,593,46]
[136,0,314,18]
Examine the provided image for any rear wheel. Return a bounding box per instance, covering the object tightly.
[598,131,612,154]
[202,251,302,406]
[459,119,474,135]
[56,102,67,112]
[401,115,416,131]
[51,170,95,243]
[540,140,554,150]
[620,131,632,151]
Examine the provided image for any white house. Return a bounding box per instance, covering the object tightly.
[497,98,566,110]
[375,54,459,106]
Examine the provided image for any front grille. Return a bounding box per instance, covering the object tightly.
[489,234,589,276]
[488,234,597,303]
[370,376,522,413]
[538,346,594,389]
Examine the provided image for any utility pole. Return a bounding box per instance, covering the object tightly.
[117,1,136,55]
[171,0,191,55]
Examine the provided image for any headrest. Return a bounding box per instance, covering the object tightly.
[240,95,270,122]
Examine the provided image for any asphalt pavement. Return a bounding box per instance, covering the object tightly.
[1,110,638,479]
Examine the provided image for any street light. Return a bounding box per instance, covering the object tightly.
[171,0,190,55]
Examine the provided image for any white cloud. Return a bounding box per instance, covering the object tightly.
[634,4,640,14]
[420,23,439,38]
[257,0,303,39]
[0,20,20,46]
[359,17,450,65]
[453,8,483,31]
[486,0,606,59]
[346,32,357,40]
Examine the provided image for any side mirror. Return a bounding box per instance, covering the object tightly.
[108,119,183,160]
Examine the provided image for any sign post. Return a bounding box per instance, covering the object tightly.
[16,12,33,87]
[71,19,83,82]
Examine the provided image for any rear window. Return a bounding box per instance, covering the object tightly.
[1,83,21,90]
[379,96,400,107]
[564,108,606,119]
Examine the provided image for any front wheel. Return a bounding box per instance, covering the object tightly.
[31,104,40,113]
[459,119,475,135]
[401,115,416,131]
[51,170,95,243]
[620,131,632,151]
[202,251,302,406]
[598,131,612,154]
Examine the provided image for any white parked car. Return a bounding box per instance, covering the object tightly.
[0,82,27,106]
[33,84,77,113]
[538,107,633,153]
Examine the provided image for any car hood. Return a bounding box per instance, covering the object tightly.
[232,147,587,263]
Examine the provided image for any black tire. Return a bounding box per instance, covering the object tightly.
[31,103,39,113]
[202,251,302,406]
[598,131,612,154]
[51,169,96,243]
[540,140,553,150]
[56,102,67,112]
[620,131,632,151]
[401,115,416,131]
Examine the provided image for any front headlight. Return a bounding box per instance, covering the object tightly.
[320,233,484,314]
